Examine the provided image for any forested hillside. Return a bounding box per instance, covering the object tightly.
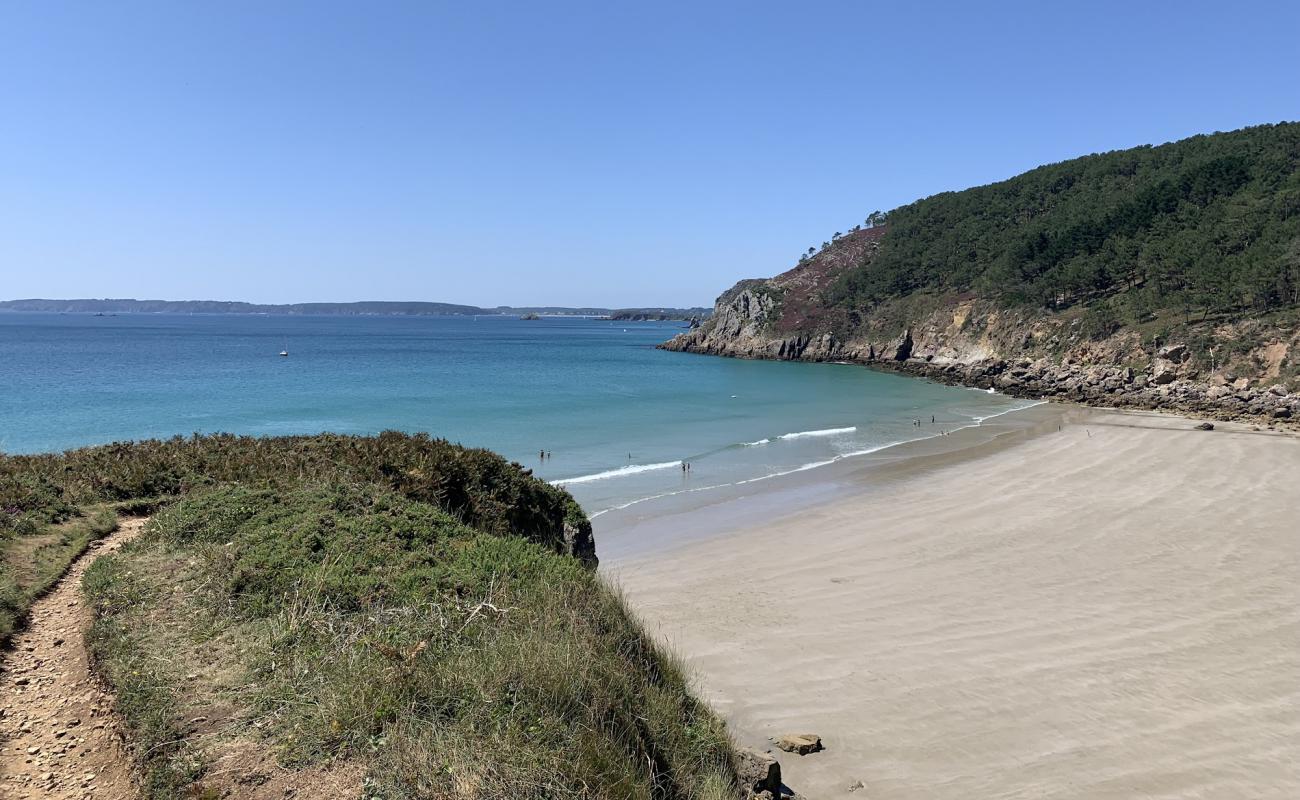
[832,122,1300,318]
[664,123,1300,422]
[832,123,1300,321]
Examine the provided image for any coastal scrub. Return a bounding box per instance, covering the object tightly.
[1,433,739,798]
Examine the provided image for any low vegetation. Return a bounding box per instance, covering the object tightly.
[0,505,117,645]
[2,434,739,798]
[0,431,585,553]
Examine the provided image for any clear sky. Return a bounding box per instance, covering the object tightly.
[2,1,1297,308]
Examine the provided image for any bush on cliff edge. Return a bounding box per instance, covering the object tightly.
[47,436,740,799]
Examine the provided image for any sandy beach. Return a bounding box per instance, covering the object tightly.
[603,405,1300,799]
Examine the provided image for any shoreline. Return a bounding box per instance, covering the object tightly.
[594,399,1063,563]
[603,404,1300,798]
[660,332,1300,432]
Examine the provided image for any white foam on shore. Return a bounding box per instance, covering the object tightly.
[589,440,907,519]
[742,438,771,446]
[972,400,1046,423]
[553,460,681,486]
[734,437,916,486]
[585,400,1046,519]
[588,481,732,519]
[734,457,840,484]
[778,426,856,440]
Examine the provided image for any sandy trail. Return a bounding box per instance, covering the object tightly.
[0,517,145,800]
[611,410,1300,799]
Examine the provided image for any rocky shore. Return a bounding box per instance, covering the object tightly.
[660,272,1300,427]
[886,349,1299,425]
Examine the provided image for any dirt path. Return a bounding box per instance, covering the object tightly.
[0,517,146,800]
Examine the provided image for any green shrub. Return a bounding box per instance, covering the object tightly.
[827,123,1300,318]
[1,431,579,557]
[1080,300,1122,340]
[0,507,117,645]
[85,482,737,799]
[83,553,204,796]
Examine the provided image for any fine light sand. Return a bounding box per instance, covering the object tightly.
[606,407,1300,799]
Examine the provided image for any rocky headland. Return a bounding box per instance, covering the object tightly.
[661,124,1300,427]
[662,261,1300,425]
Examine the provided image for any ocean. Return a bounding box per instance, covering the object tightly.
[0,312,1035,517]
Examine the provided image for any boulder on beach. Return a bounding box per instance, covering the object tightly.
[1194,422,1215,431]
[774,733,824,755]
[735,747,783,797]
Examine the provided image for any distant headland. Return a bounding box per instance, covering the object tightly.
[0,298,710,321]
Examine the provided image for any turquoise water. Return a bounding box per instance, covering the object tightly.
[0,312,1033,515]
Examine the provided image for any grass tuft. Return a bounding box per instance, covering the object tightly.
[0,506,117,645]
[82,480,739,799]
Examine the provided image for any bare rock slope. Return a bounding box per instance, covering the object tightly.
[663,230,1299,424]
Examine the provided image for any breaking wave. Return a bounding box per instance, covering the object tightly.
[777,426,857,440]
[552,461,682,486]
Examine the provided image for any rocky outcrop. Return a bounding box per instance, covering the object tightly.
[908,355,1300,424]
[662,278,1300,426]
[774,734,824,755]
[1150,344,1189,385]
[735,748,785,798]
[562,506,598,568]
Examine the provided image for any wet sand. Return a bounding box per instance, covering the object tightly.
[602,406,1300,799]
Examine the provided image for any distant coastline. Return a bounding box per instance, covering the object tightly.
[0,298,711,321]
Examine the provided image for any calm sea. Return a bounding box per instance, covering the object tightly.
[0,312,1034,516]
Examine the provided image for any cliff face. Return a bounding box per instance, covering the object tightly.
[662,233,1300,424]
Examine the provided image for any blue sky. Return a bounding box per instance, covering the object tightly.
[2,1,1297,307]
